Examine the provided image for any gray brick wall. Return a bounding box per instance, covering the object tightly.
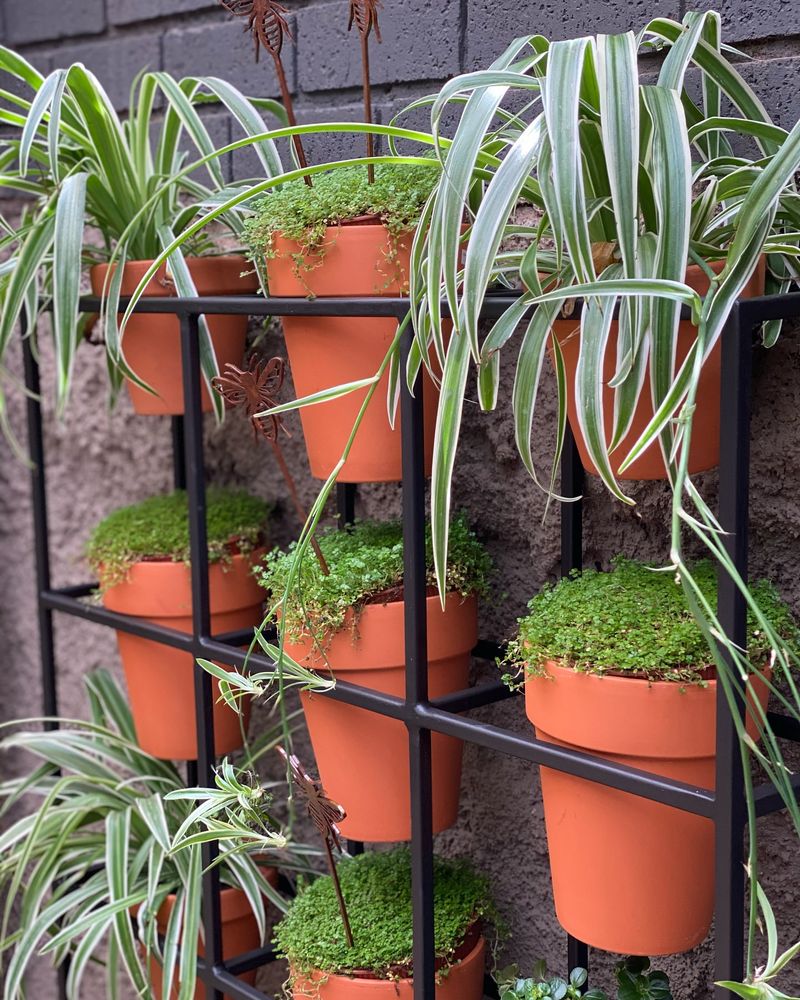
[4,0,797,172]
[2,3,800,999]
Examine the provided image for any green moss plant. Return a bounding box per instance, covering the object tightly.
[243,161,439,263]
[259,514,491,641]
[87,487,272,589]
[505,559,799,686]
[274,848,495,980]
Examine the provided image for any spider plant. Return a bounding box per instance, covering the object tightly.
[0,670,317,1000]
[0,46,287,432]
[409,11,800,988]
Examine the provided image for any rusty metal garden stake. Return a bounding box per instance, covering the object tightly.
[277,747,354,948]
[212,357,329,575]
[348,0,382,183]
[219,0,312,185]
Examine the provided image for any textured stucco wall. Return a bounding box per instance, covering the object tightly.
[1,0,799,998]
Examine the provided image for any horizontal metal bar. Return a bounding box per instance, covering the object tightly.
[80,294,417,319]
[754,772,800,817]
[472,639,505,662]
[430,680,515,713]
[41,589,199,650]
[415,703,717,816]
[30,599,750,816]
[738,292,800,325]
[205,965,277,1000]
[766,710,800,741]
[223,945,278,976]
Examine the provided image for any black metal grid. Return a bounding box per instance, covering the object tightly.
[22,288,800,1000]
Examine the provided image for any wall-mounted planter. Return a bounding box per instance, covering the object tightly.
[267,223,441,482]
[103,554,264,760]
[525,662,769,955]
[291,936,486,999]
[146,868,277,1000]
[552,258,766,480]
[91,257,258,416]
[285,593,477,841]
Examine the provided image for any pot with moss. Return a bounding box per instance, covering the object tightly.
[244,161,442,483]
[506,559,797,956]
[275,848,493,998]
[87,488,270,760]
[261,516,490,841]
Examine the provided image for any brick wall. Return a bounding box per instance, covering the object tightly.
[2,0,798,173]
[2,3,800,999]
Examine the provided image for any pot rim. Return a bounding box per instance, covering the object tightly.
[292,934,485,987]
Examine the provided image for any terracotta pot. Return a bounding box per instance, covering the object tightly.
[291,936,486,999]
[552,258,765,479]
[147,869,277,1000]
[286,593,478,841]
[267,223,441,483]
[103,553,264,760]
[90,257,258,415]
[525,662,770,955]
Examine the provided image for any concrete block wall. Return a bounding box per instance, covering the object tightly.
[1,2,799,999]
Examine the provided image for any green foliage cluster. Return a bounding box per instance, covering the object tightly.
[274,848,495,979]
[506,559,799,684]
[259,515,491,640]
[497,958,672,1000]
[243,161,440,261]
[86,487,271,589]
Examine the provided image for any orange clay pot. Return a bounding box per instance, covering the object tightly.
[525,662,770,955]
[267,223,441,483]
[146,868,277,1000]
[102,553,264,760]
[90,257,258,416]
[286,593,478,841]
[291,936,486,999]
[552,258,765,479]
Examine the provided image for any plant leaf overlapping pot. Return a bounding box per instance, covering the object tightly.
[552,259,766,481]
[91,257,258,416]
[103,553,264,760]
[267,222,442,483]
[285,591,477,842]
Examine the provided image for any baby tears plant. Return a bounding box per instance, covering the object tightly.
[259,514,491,641]
[274,847,496,980]
[243,160,440,264]
[86,487,271,591]
[504,559,799,685]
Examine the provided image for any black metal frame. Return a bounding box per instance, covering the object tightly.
[23,288,800,1000]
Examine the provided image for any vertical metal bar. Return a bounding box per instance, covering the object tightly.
[400,324,435,1000]
[179,312,222,1000]
[560,424,584,577]
[23,328,59,725]
[23,322,68,998]
[172,415,187,490]
[337,482,363,857]
[560,423,588,973]
[336,482,356,530]
[713,304,750,996]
